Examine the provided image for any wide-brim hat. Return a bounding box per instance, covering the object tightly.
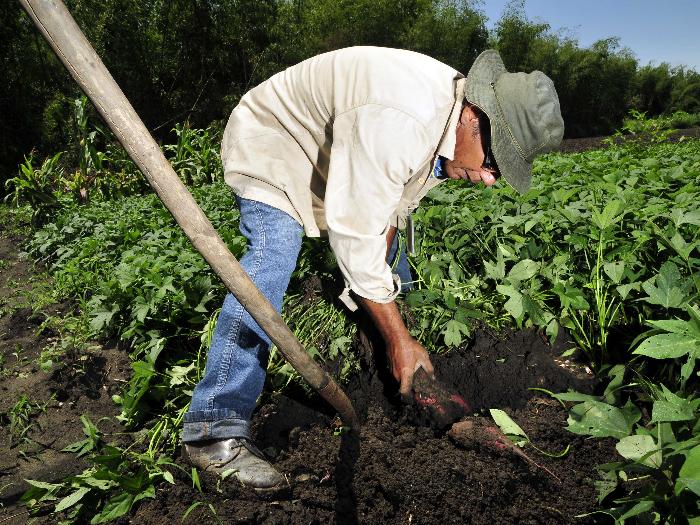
[465,50,564,193]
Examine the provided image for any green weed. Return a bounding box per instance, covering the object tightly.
[4,394,49,448]
[558,308,700,522]
[4,152,64,225]
[164,122,223,186]
[22,415,177,523]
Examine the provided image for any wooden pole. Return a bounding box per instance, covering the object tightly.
[19,0,358,430]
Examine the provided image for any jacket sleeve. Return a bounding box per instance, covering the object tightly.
[325,105,428,308]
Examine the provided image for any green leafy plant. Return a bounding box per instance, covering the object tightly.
[557,312,699,523]
[164,122,223,186]
[4,152,64,224]
[5,395,41,447]
[22,416,177,524]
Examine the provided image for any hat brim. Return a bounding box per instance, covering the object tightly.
[465,50,531,194]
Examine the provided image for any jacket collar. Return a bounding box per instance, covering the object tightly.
[435,77,467,161]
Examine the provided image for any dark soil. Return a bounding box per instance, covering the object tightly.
[0,221,130,524]
[128,327,612,525]
[559,126,700,153]
[0,214,616,525]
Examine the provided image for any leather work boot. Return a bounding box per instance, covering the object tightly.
[182,438,289,496]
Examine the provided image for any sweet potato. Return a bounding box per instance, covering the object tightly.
[448,418,561,483]
[412,367,471,429]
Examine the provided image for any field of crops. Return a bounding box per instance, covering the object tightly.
[0,110,699,524]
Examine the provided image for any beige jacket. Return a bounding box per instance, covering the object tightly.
[222,46,466,306]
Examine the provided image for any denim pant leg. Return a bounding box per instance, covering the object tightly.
[183,197,303,442]
[387,231,413,293]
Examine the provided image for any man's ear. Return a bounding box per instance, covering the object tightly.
[459,104,479,125]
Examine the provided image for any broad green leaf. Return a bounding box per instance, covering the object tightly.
[24,479,62,490]
[616,282,640,301]
[603,364,626,404]
[443,320,470,347]
[133,484,155,504]
[483,257,505,281]
[496,284,524,322]
[651,386,694,422]
[553,283,590,310]
[616,435,662,468]
[489,409,528,446]
[678,445,700,496]
[521,295,551,326]
[62,438,93,457]
[633,332,699,359]
[90,492,134,524]
[679,209,700,226]
[640,261,687,308]
[681,354,698,386]
[55,487,91,513]
[89,304,119,332]
[646,319,694,335]
[79,476,116,491]
[168,363,195,387]
[669,232,696,261]
[594,470,617,504]
[553,391,601,403]
[591,199,624,230]
[619,499,654,521]
[507,259,540,282]
[566,400,640,439]
[603,261,625,284]
[134,302,150,323]
[328,336,352,359]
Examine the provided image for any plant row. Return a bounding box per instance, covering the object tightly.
[12,127,700,522]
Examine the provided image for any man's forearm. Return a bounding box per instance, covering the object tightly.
[358,297,411,347]
[358,296,433,395]
[353,223,434,395]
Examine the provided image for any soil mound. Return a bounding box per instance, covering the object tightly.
[133,329,611,525]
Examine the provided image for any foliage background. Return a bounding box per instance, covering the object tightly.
[2,0,700,195]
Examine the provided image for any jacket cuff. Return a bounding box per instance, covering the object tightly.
[338,274,401,311]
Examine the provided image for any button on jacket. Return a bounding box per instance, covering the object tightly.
[222,46,466,305]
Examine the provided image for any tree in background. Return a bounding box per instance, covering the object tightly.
[634,63,700,115]
[0,3,74,185]
[492,3,638,137]
[2,0,699,193]
[264,0,487,76]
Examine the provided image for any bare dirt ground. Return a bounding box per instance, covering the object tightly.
[125,327,613,525]
[0,221,130,524]
[559,126,700,153]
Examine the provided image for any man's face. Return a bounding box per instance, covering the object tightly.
[443,104,499,187]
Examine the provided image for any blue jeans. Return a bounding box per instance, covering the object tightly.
[183,197,304,441]
[183,198,413,442]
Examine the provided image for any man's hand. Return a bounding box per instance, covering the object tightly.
[386,337,434,397]
[358,297,434,398]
